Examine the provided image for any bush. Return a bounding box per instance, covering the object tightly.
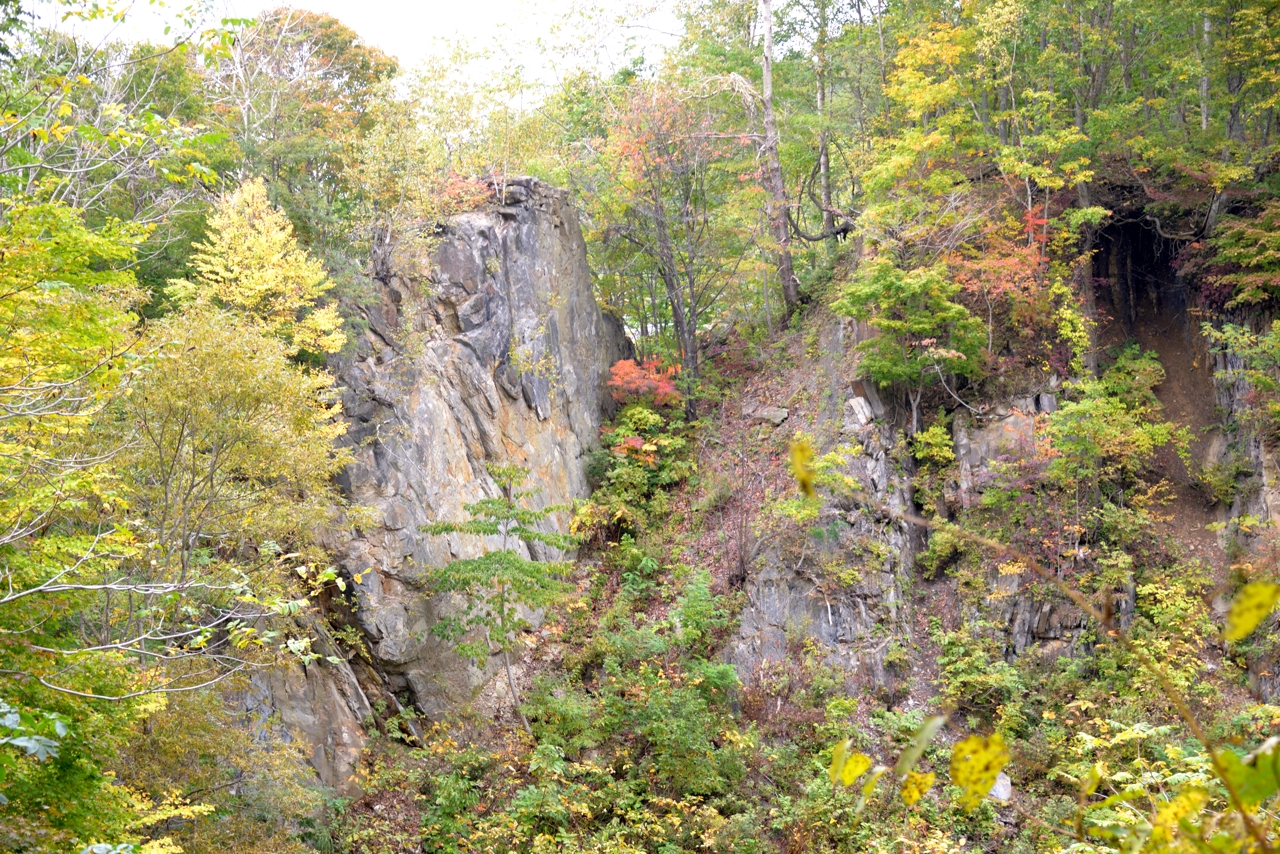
[607,357,683,407]
[932,623,1027,735]
[574,403,694,542]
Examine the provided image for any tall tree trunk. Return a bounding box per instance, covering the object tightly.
[815,0,835,253]
[1227,70,1247,144]
[1076,184,1099,376]
[504,646,532,736]
[761,0,801,316]
[651,198,699,418]
[1199,16,1212,131]
[498,498,532,736]
[818,80,834,252]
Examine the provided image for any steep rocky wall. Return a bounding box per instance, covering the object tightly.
[260,178,630,793]
[728,397,915,686]
[719,313,1108,699]
[728,316,917,695]
[330,178,629,717]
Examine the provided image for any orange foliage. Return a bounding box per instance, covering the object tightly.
[439,174,494,216]
[951,230,1046,309]
[607,358,683,407]
[613,434,656,466]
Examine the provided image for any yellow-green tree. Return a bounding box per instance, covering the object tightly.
[0,199,352,849]
[168,178,346,356]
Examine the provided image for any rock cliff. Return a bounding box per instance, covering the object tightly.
[259,178,630,793]
[726,316,917,695]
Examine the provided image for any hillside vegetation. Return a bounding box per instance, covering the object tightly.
[3,0,1280,852]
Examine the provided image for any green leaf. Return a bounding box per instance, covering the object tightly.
[853,765,889,816]
[828,738,850,785]
[895,714,946,776]
[1217,740,1280,807]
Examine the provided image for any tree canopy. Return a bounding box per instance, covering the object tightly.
[4,0,1280,850]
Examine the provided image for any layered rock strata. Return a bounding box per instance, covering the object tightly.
[259,178,630,793]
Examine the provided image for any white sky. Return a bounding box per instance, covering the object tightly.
[35,0,682,82]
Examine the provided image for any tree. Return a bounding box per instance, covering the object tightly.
[0,199,142,562]
[760,0,802,315]
[198,8,397,246]
[118,307,350,605]
[1204,200,1280,307]
[0,29,225,242]
[2,300,351,694]
[582,82,760,416]
[834,257,984,433]
[168,177,346,355]
[421,465,576,734]
[0,196,349,845]
[112,686,322,854]
[0,304,351,844]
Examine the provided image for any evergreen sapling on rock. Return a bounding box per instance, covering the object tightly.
[421,464,577,734]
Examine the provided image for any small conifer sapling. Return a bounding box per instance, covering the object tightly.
[420,464,576,734]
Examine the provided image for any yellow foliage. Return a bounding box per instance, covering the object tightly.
[1150,789,1208,846]
[1224,581,1280,642]
[950,733,1009,810]
[828,740,873,786]
[900,770,935,807]
[169,177,345,355]
[139,840,185,854]
[115,686,320,854]
[123,307,350,559]
[870,827,969,854]
[790,437,817,499]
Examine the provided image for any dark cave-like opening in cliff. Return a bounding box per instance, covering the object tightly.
[1090,218,1222,522]
[1092,219,1187,341]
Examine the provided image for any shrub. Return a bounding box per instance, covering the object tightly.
[574,403,694,542]
[932,623,1027,735]
[607,357,683,407]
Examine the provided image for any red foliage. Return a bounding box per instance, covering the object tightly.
[439,174,494,214]
[613,434,656,466]
[952,232,1046,315]
[1022,207,1050,243]
[607,358,683,407]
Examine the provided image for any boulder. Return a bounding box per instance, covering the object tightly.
[842,396,875,433]
[748,405,790,427]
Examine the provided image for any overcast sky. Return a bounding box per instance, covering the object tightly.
[35,0,681,82]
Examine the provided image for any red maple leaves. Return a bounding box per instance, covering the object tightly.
[607,358,683,407]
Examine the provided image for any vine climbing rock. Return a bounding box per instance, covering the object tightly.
[257,178,632,792]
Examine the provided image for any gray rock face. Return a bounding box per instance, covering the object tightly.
[729,316,914,692]
[745,404,790,426]
[265,178,630,792]
[336,178,629,707]
[955,406,1135,658]
[953,409,1035,505]
[244,618,373,797]
[989,772,1013,801]
[841,396,875,433]
[728,418,914,685]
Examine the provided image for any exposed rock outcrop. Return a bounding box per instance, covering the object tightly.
[261,178,630,793]
[330,179,628,716]
[728,316,915,692]
[727,414,914,686]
